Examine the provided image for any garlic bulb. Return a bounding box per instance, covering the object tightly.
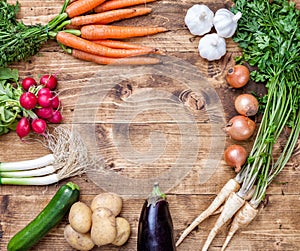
[198,33,226,61]
[184,4,214,36]
[213,9,242,38]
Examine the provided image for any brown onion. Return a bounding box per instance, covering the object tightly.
[224,144,248,172]
[234,93,259,116]
[226,65,250,88]
[225,115,256,141]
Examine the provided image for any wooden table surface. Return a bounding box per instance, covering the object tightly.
[1,0,300,250]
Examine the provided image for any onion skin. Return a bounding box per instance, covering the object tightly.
[224,144,248,172]
[225,115,256,141]
[226,65,250,88]
[234,94,259,116]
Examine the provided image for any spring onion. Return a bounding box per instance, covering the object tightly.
[0,155,55,171]
[0,126,89,185]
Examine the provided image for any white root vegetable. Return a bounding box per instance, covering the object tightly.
[175,178,240,247]
[201,192,245,251]
[0,127,89,185]
[0,165,56,178]
[221,202,258,251]
[0,154,55,171]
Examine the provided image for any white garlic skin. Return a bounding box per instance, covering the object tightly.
[184,4,214,36]
[213,9,242,38]
[198,33,226,61]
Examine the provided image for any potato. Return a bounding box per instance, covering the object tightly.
[112,217,131,246]
[91,192,122,216]
[64,224,95,251]
[91,207,117,246]
[69,201,92,234]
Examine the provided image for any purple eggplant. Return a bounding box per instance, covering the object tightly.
[137,182,176,251]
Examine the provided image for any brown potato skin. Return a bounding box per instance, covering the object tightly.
[112,217,131,246]
[64,224,95,251]
[91,207,117,246]
[91,192,122,216]
[69,201,92,234]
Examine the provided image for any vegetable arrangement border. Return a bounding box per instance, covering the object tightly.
[177,0,300,250]
[0,0,167,67]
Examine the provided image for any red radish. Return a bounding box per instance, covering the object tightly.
[22,77,37,91]
[19,92,38,110]
[16,117,31,139]
[35,107,53,119]
[38,87,52,97]
[48,110,63,123]
[31,119,47,135]
[40,74,58,90]
[37,89,53,108]
[51,96,60,109]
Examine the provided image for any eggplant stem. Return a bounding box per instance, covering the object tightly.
[147,182,166,207]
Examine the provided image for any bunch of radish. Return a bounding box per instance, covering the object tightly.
[16,74,63,139]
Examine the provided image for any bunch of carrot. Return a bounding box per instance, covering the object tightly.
[54,0,167,65]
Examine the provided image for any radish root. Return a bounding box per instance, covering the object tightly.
[45,126,89,179]
[221,202,258,251]
[202,192,245,251]
[176,179,240,247]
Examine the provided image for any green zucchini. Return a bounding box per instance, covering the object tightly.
[7,182,80,251]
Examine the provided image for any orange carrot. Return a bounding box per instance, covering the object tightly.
[93,39,165,55]
[72,49,160,65]
[93,39,151,49]
[80,24,168,40]
[70,8,136,26]
[94,0,156,13]
[66,0,106,18]
[65,24,81,30]
[56,31,155,58]
[97,7,152,24]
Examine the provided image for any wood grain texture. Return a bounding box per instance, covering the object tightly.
[1,0,300,250]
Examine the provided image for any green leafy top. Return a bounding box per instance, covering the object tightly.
[0,67,23,135]
[0,0,69,67]
[232,0,300,206]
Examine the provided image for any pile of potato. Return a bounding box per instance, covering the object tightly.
[64,192,131,251]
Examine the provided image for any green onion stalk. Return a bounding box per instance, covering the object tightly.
[0,126,89,185]
[231,0,300,202]
[0,0,71,67]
